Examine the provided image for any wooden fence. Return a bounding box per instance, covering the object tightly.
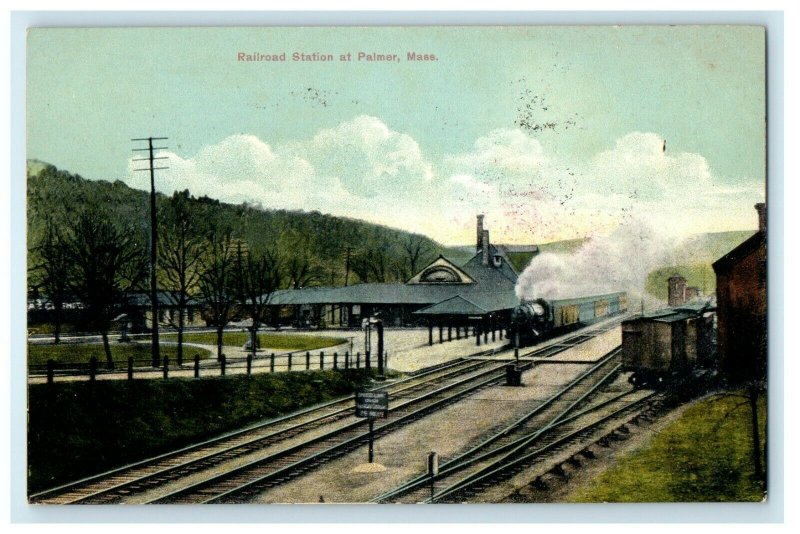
[29,350,388,384]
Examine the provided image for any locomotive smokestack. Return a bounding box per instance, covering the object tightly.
[755,202,766,233]
[482,229,490,267]
[476,214,484,252]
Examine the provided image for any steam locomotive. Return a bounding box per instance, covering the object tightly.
[509,292,628,347]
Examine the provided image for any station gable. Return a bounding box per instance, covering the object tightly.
[406,256,475,285]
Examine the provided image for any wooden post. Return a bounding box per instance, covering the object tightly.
[320,351,325,370]
[194,354,200,378]
[288,353,293,372]
[306,351,311,370]
[220,354,226,376]
[366,351,371,372]
[333,352,338,369]
[270,353,276,373]
[247,354,253,376]
[47,359,55,385]
[89,356,97,382]
[127,356,134,381]
[163,356,169,379]
[345,351,350,369]
[428,325,433,346]
[438,325,443,344]
[476,326,481,346]
[356,352,361,369]
[448,326,452,342]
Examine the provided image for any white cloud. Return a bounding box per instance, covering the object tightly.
[297,115,434,198]
[123,122,763,246]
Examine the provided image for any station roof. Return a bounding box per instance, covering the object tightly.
[267,247,520,315]
[413,295,490,316]
[413,290,521,316]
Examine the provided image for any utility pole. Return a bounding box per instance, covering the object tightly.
[344,246,353,286]
[132,136,169,367]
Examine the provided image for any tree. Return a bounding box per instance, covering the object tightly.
[402,235,433,280]
[30,220,71,344]
[198,232,237,359]
[285,253,321,289]
[158,192,206,366]
[234,244,284,358]
[64,209,146,368]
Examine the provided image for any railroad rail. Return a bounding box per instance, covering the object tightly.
[29,356,493,504]
[31,320,621,505]
[371,348,627,503]
[432,389,661,503]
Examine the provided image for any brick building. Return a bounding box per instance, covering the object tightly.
[712,203,767,383]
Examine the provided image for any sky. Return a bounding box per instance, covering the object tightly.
[26,26,766,245]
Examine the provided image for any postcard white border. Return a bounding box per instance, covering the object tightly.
[7,9,786,525]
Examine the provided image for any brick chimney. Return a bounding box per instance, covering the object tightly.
[755,203,766,233]
[476,214,484,252]
[668,275,686,307]
[482,229,490,266]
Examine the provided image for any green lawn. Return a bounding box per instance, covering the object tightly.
[163,331,347,352]
[28,342,213,367]
[568,392,766,502]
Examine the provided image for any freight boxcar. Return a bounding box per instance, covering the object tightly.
[622,305,715,387]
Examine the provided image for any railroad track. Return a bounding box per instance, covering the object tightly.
[148,358,526,504]
[31,321,620,505]
[372,348,629,503]
[434,389,661,503]
[29,356,492,504]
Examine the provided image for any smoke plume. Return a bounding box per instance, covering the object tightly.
[515,218,681,309]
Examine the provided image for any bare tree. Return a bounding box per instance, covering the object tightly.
[403,235,433,279]
[235,245,284,358]
[30,220,71,344]
[285,253,321,289]
[350,252,371,284]
[198,232,237,360]
[368,242,390,283]
[64,209,146,368]
[158,192,206,366]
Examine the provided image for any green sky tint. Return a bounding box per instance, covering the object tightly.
[27,26,765,244]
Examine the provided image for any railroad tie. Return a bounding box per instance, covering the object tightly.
[531,477,549,491]
[551,464,567,478]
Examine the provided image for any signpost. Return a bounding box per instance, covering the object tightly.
[355,391,389,463]
[427,451,439,501]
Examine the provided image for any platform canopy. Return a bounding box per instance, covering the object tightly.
[413,290,519,317]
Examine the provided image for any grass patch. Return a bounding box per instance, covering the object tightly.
[164,332,347,352]
[28,342,213,368]
[568,392,766,502]
[27,369,374,493]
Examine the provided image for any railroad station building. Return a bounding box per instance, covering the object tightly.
[268,216,528,343]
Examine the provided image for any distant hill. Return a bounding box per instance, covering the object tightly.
[644,230,757,301]
[27,161,759,300]
[26,161,461,289]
